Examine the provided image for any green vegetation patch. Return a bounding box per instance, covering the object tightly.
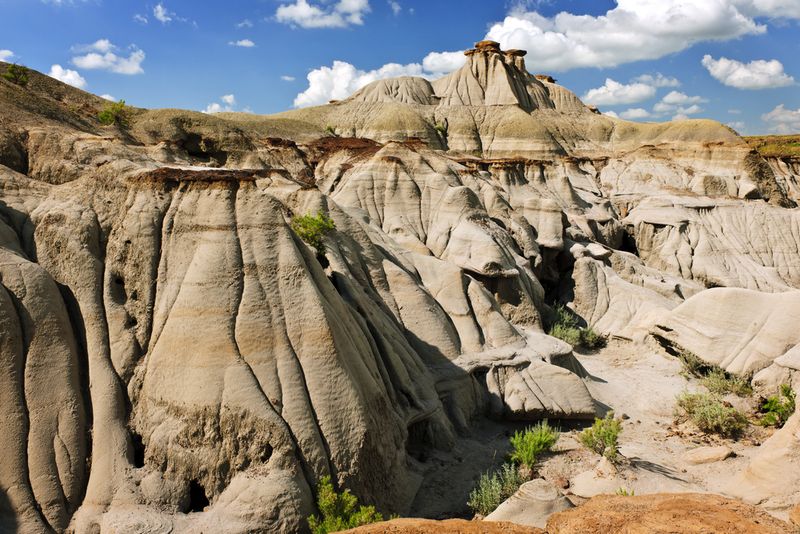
[509,420,559,469]
[758,384,795,428]
[98,99,131,128]
[548,304,606,350]
[467,463,527,517]
[676,391,748,438]
[291,211,336,253]
[2,63,29,87]
[308,476,385,534]
[579,412,622,462]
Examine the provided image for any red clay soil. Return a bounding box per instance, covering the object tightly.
[546,493,794,534]
[344,493,794,534]
[343,518,543,534]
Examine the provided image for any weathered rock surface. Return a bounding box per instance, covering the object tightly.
[485,479,573,528]
[685,446,734,465]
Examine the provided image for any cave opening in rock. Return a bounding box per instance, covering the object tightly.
[130,431,145,468]
[188,480,209,513]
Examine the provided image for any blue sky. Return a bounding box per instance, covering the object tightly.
[1,0,799,134]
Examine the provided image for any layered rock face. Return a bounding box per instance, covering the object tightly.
[1,40,799,533]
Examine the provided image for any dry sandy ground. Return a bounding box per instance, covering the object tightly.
[409,339,783,521]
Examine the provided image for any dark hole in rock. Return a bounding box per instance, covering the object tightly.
[317,253,330,269]
[180,133,229,166]
[130,432,145,468]
[188,480,209,513]
[619,228,639,256]
[109,275,127,305]
[406,419,434,462]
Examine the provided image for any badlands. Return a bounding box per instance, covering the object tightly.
[1,39,800,533]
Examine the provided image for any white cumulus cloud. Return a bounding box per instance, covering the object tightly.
[632,73,680,88]
[237,19,253,28]
[276,0,371,28]
[484,0,774,71]
[651,91,707,120]
[281,75,296,82]
[762,104,800,133]
[100,94,116,101]
[422,51,466,75]
[71,40,145,75]
[620,108,652,120]
[294,60,429,107]
[49,64,87,89]
[388,0,401,15]
[702,55,795,89]
[229,39,255,47]
[582,78,657,106]
[0,50,14,61]
[204,94,238,114]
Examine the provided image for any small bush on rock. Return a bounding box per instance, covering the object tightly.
[2,63,29,87]
[467,463,526,517]
[98,99,131,127]
[759,384,795,428]
[548,304,606,350]
[678,350,753,397]
[702,368,753,397]
[509,420,559,469]
[676,392,748,438]
[291,211,336,253]
[579,412,622,462]
[307,476,384,534]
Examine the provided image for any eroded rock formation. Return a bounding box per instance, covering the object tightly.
[1,39,799,532]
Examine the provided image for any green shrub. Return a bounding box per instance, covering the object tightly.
[548,304,606,350]
[325,125,336,136]
[676,392,748,438]
[291,212,336,252]
[467,463,526,517]
[549,322,582,346]
[579,412,622,461]
[615,487,634,496]
[2,63,29,87]
[677,350,753,397]
[509,420,559,468]
[759,384,795,428]
[307,476,384,534]
[98,99,131,127]
[434,122,447,136]
[701,368,753,397]
[579,327,606,350]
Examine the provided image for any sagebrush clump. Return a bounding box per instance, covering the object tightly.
[579,411,622,461]
[676,391,748,438]
[2,63,29,87]
[98,99,131,127]
[467,463,526,517]
[759,384,795,428]
[291,212,336,253]
[509,420,559,469]
[548,304,606,350]
[307,476,384,534]
[678,350,752,397]
[701,368,753,397]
